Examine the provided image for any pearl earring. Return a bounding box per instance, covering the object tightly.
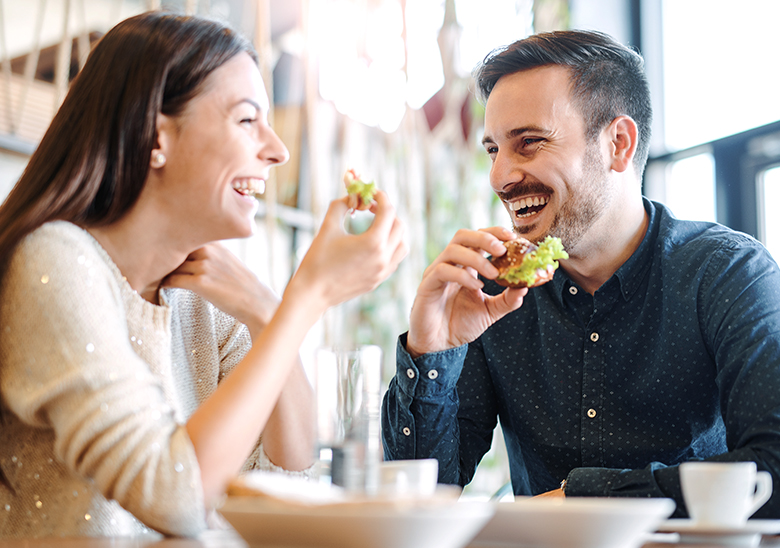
[152,152,166,167]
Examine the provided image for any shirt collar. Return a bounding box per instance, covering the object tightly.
[550,197,661,302]
[613,197,660,300]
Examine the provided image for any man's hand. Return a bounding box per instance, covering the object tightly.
[406,227,527,358]
[534,488,566,498]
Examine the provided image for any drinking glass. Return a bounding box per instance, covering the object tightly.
[314,345,382,494]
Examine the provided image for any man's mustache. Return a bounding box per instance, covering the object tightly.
[495,181,553,202]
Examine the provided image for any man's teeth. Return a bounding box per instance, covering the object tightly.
[509,196,548,218]
[233,178,265,196]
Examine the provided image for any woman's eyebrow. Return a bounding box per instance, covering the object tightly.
[233,98,263,112]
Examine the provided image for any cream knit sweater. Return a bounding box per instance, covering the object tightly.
[0,221,289,538]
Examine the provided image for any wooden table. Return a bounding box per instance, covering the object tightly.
[4,530,780,548]
[0,530,247,548]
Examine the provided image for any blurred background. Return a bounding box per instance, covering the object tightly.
[0,0,778,498]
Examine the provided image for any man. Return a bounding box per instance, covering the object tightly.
[381,29,780,517]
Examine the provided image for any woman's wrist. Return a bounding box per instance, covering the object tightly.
[282,271,331,318]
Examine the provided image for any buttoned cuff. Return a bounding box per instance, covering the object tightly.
[395,333,468,398]
[565,465,673,500]
[564,468,624,497]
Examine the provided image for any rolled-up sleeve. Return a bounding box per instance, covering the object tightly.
[381,334,469,484]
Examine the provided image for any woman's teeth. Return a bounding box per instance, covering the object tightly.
[233,178,265,197]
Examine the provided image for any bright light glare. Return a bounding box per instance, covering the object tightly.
[405,1,446,109]
[313,0,419,132]
[760,166,780,261]
[663,0,780,150]
[455,0,534,75]
[311,0,532,133]
[666,153,716,222]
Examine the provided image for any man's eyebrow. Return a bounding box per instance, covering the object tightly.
[482,125,552,146]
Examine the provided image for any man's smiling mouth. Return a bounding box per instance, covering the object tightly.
[507,195,549,218]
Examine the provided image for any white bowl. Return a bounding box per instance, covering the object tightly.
[219,494,494,548]
[471,497,676,548]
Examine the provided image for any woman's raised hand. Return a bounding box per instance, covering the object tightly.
[162,243,280,338]
[288,190,407,313]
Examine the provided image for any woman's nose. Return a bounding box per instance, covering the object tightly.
[261,126,290,166]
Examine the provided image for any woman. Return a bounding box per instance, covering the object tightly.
[0,11,406,538]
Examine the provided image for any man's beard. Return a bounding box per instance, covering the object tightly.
[511,143,610,253]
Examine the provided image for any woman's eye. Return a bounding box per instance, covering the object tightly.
[240,117,257,125]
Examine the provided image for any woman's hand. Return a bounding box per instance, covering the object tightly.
[288,190,407,312]
[162,243,279,338]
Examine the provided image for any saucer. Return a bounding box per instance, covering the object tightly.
[657,519,780,546]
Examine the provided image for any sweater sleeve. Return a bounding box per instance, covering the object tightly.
[0,224,207,536]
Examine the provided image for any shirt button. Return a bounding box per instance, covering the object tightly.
[406,368,415,379]
[590,332,599,342]
[427,369,439,380]
[569,286,578,295]
[587,408,597,418]
[402,427,411,436]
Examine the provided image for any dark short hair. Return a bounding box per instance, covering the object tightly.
[0,11,256,265]
[474,30,652,175]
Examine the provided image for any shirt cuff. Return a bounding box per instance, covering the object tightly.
[395,333,468,398]
[565,465,672,499]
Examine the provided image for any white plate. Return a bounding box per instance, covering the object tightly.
[657,519,780,546]
[219,494,494,548]
[468,497,676,548]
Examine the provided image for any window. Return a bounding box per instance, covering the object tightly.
[758,165,780,260]
[662,0,780,151]
[665,153,716,223]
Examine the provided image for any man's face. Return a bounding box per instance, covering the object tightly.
[482,65,613,252]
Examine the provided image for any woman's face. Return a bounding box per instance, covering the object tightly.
[154,52,289,245]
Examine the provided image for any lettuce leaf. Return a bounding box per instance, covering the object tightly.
[498,236,569,286]
[346,179,377,206]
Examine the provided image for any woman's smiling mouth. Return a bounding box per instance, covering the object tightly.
[232,178,265,198]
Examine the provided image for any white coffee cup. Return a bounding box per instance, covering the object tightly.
[378,459,439,498]
[679,461,773,527]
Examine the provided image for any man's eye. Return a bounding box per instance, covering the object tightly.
[523,138,543,146]
[240,117,257,125]
[486,146,498,155]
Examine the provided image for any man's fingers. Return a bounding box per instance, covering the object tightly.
[487,287,527,318]
[478,226,516,242]
[429,243,500,281]
[422,262,484,292]
[449,227,515,261]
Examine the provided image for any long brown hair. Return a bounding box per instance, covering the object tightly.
[0,11,256,267]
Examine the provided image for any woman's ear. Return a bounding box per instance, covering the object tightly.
[607,115,638,173]
[150,113,175,169]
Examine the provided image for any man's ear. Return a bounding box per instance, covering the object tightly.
[606,115,638,173]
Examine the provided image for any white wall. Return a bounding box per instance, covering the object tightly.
[0,150,29,202]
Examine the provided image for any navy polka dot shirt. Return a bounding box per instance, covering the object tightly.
[382,199,780,518]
